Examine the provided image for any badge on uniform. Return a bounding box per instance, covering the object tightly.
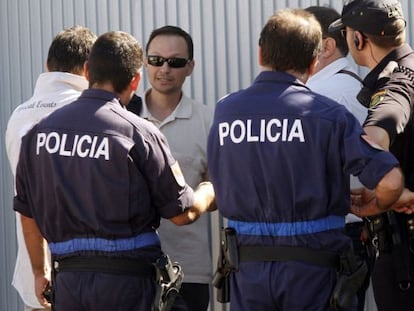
[369,90,387,108]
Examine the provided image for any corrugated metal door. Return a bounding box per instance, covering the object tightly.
[1,1,413,310]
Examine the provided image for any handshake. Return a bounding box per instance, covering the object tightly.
[351,187,414,217]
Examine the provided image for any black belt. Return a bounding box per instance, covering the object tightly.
[345,221,364,228]
[55,256,155,277]
[239,246,339,268]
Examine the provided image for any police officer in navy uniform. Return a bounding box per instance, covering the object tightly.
[330,1,414,310]
[14,31,216,311]
[207,8,404,311]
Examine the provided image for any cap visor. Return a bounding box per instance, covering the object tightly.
[328,18,344,33]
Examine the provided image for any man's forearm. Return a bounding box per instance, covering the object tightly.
[170,181,216,225]
[20,214,49,277]
[375,167,404,211]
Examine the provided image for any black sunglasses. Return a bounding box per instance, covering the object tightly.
[147,55,190,68]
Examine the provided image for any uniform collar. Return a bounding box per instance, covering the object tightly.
[255,70,310,90]
[363,43,414,89]
[141,89,193,126]
[81,88,122,106]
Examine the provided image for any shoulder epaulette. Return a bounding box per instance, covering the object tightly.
[393,65,414,83]
[378,61,398,79]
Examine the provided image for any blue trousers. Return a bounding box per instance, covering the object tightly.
[53,271,155,311]
[230,261,357,311]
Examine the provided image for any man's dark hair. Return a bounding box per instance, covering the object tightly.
[259,9,322,73]
[87,31,143,93]
[305,6,349,56]
[146,25,194,60]
[47,26,96,74]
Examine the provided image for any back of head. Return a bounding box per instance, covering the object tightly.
[329,0,406,48]
[305,6,349,56]
[146,25,194,60]
[259,9,322,73]
[47,26,96,74]
[87,31,143,93]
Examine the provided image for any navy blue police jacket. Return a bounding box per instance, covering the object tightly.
[207,71,399,253]
[14,89,194,260]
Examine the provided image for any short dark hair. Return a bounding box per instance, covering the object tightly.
[47,26,96,74]
[145,25,193,60]
[259,9,322,73]
[87,31,143,93]
[305,6,349,57]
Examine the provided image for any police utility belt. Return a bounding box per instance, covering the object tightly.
[364,211,414,290]
[365,211,414,255]
[213,227,367,310]
[55,256,155,275]
[48,255,183,311]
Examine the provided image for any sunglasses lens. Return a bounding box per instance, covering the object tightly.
[167,58,188,68]
[147,56,164,66]
[147,56,188,68]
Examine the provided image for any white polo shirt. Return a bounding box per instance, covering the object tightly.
[141,91,214,283]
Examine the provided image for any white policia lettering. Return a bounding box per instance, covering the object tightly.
[36,132,110,160]
[218,118,305,146]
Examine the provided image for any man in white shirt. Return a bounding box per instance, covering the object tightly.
[5,26,96,311]
[306,6,366,124]
[305,6,375,311]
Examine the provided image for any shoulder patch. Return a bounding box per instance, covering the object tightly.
[171,161,186,187]
[370,90,387,108]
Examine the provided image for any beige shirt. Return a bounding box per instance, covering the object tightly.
[141,91,214,283]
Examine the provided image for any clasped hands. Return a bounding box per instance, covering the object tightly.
[351,187,414,217]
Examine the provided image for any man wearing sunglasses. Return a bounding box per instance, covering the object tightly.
[13,30,216,311]
[139,25,214,311]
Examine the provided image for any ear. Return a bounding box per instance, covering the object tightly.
[185,59,195,77]
[130,73,141,91]
[354,31,364,50]
[321,37,336,58]
[83,61,90,81]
